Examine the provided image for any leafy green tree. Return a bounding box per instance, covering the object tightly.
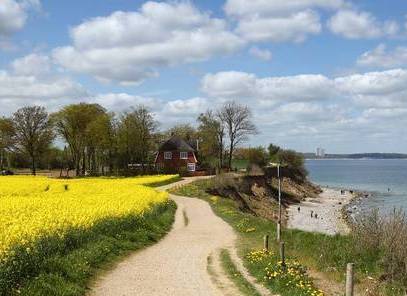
[52,103,108,176]
[12,106,54,175]
[243,147,268,167]
[117,106,157,173]
[167,124,197,142]
[197,110,225,169]
[0,117,15,171]
[277,149,308,181]
[268,143,281,162]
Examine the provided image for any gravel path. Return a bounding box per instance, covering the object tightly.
[89,177,238,296]
[287,188,353,235]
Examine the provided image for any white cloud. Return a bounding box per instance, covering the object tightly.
[328,10,399,39]
[249,47,272,61]
[357,44,407,68]
[201,71,335,105]
[53,1,244,85]
[0,52,88,115]
[224,0,345,17]
[201,69,407,128]
[236,10,321,43]
[0,70,87,101]
[335,69,407,96]
[224,0,347,43]
[11,53,51,76]
[93,93,158,112]
[0,0,40,36]
[335,69,407,108]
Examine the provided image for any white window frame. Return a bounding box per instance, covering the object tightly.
[180,151,188,159]
[164,151,172,160]
[187,163,196,172]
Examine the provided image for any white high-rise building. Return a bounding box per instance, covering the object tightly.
[316,147,326,158]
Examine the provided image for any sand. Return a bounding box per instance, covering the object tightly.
[287,188,353,235]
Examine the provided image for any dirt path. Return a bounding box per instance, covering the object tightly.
[287,188,353,235]
[89,177,239,296]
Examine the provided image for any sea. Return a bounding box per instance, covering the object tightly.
[306,159,407,216]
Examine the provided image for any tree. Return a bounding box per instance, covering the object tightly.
[12,106,54,175]
[268,143,281,162]
[235,146,268,167]
[277,149,308,181]
[0,117,15,171]
[167,124,197,142]
[219,102,257,170]
[117,106,157,173]
[52,103,108,176]
[197,110,225,169]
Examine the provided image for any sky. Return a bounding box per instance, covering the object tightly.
[1,0,407,154]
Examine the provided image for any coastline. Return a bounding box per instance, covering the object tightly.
[287,187,355,235]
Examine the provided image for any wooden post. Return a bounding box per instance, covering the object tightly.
[263,235,269,251]
[346,263,354,296]
[277,222,281,242]
[279,241,286,268]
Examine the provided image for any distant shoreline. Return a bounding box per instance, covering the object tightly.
[305,158,407,161]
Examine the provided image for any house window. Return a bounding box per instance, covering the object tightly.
[164,152,172,159]
[187,163,196,172]
[180,152,188,159]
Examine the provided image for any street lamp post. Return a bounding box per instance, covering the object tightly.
[270,162,282,241]
[277,163,282,241]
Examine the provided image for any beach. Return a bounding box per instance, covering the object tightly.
[287,188,353,235]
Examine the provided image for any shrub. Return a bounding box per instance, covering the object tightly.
[277,149,308,181]
[353,209,407,285]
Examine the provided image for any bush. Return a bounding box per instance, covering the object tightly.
[277,149,308,181]
[353,209,407,285]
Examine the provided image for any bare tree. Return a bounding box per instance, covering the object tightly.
[12,106,54,175]
[219,102,257,170]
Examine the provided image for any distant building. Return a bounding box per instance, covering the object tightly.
[316,147,326,158]
[155,136,198,173]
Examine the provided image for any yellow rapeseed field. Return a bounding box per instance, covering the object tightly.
[0,175,176,262]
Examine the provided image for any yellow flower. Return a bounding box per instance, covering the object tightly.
[0,175,175,260]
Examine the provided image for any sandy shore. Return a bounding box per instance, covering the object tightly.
[287,188,353,235]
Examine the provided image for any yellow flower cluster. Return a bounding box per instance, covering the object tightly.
[246,249,273,263]
[246,248,324,296]
[0,175,175,261]
[265,260,324,296]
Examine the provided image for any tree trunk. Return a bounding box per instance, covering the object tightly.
[0,149,4,171]
[31,155,36,176]
[228,143,234,171]
[75,156,80,176]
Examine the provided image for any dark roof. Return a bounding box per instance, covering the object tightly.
[159,136,195,152]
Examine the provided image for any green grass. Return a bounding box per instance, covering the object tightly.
[219,249,261,296]
[2,201,176,296]
[170,179,405,296]
[231,159,249,171]
[146,175,182,187]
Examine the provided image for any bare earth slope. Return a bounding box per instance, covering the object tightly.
[89,178,237,296]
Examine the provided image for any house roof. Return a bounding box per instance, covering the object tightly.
[159,136,195,152]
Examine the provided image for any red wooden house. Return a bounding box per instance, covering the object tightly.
[154,136,197,173]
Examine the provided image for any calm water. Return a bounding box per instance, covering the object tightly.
[306,159,407,214]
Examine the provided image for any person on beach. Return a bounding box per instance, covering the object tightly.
[311,210,314,218]
[315,213,318,219]
[297,206,301,213]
